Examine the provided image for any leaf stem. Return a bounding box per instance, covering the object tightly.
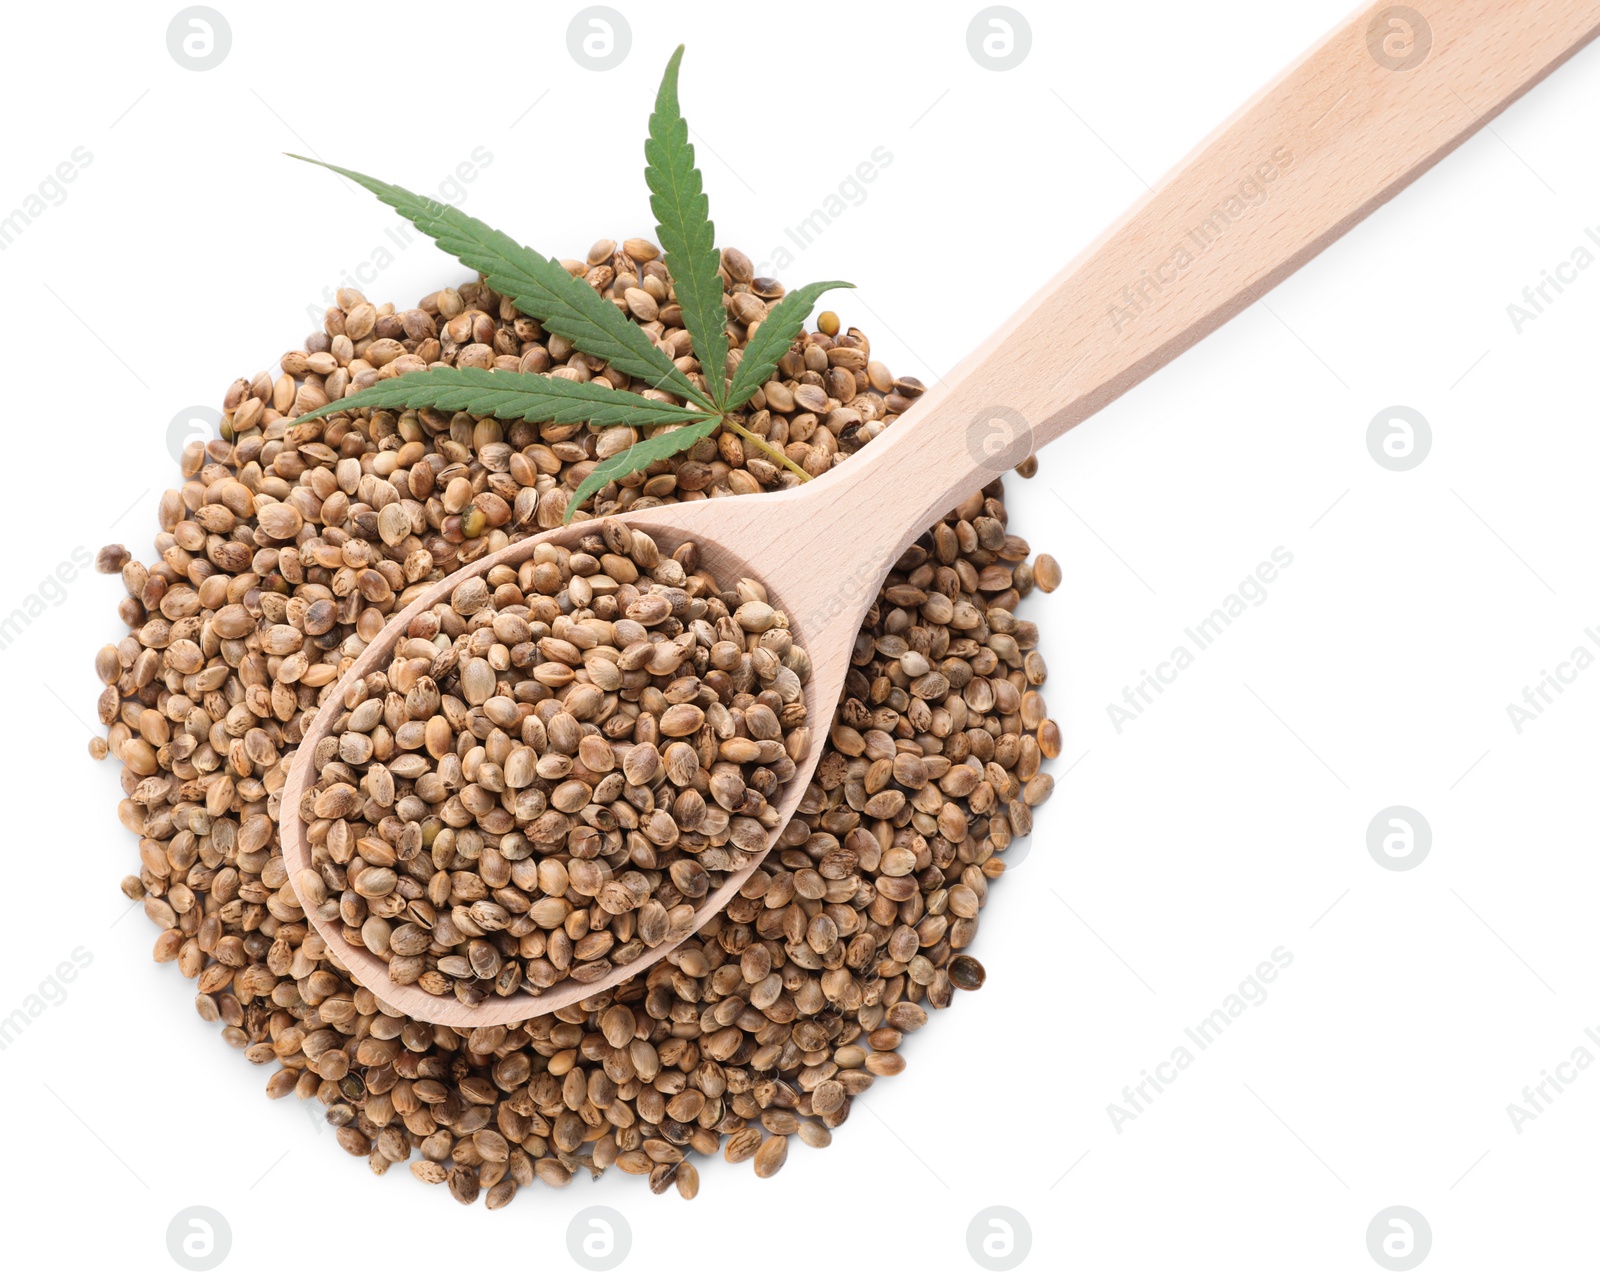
[723,417,813,482]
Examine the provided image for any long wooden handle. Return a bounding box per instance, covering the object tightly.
[826,0,1600,550]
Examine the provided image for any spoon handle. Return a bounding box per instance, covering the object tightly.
[829,0,1600,551]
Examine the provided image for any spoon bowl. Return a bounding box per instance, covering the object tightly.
[280,491,853,1027]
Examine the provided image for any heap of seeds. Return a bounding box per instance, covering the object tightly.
[90,246,1061,1205]
[303,522,808,1006]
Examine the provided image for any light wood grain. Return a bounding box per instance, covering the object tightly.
[281,0,1600,1025]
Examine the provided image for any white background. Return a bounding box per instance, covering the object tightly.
[0,1,1595,1274]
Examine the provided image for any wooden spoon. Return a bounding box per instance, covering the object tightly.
[282,0,1600,1025]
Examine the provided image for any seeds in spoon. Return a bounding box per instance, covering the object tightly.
[297,520,809,1007]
